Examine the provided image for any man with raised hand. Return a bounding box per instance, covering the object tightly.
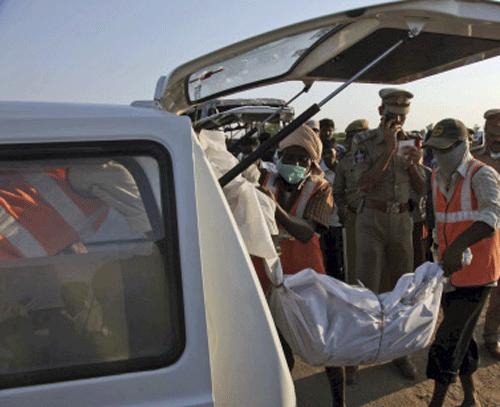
[351,88,425,380]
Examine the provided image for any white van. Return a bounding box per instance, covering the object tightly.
[1,1,500,406]
[0,102,295,407]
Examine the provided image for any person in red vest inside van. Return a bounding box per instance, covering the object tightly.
[423,118,500,407]
[0,161,151,370]
[0,161,150,260]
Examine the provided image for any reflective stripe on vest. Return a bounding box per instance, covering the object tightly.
[263,172,324,218]
[262,171,327,275]
[0,209,47,257]
[433,160,500,286]
[432,160,482,225]
[0,169,108,258]
[24,172,107,239]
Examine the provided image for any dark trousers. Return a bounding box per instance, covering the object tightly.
[427,286,492,384]
[320,226,344,281]
[483,284,500,343]
[278,330,344,405]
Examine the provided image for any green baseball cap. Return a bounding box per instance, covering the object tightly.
[345,119,369,135]
[423,118,468,149]
[484,109,500,119]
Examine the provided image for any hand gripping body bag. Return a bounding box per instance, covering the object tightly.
[267,261,445,366]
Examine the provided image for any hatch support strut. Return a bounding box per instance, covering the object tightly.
[219,25,423,188]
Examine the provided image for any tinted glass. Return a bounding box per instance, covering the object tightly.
[0,144,183,388]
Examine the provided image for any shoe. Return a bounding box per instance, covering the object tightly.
[485,341,500,360]
[392,356,417,380]
[345,365,358,385]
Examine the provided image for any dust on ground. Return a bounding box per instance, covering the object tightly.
[292,305,500,407]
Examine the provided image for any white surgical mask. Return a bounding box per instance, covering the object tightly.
[435,141,467,176]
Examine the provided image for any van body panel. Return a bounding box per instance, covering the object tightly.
[192,137,296,406]
[0,102,215,406]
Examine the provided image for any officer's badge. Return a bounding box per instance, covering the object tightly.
[355,150,366,163]
[432,125,444,137]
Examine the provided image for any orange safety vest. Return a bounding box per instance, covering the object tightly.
[0,168,109,260]
[254,172,327,292]
[433,160,500,286]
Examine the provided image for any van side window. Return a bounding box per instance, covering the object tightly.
[0,145,183,388]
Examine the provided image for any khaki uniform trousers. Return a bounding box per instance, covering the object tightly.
[355,207,413,294]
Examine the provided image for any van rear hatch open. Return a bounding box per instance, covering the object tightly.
[157,0,500,114]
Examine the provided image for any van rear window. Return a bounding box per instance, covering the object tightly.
[0,141,184,388]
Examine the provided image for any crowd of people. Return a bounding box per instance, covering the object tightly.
[229,90,500,407]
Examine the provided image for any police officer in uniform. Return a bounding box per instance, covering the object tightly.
[332,119,369,385]
[473,108,500,360]
[352,88,426,379]
[333,119,369,285]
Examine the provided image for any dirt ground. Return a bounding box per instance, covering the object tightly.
[292,305,500,407]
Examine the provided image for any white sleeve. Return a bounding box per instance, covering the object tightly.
[67,162,151,235]
[472,165,500,232]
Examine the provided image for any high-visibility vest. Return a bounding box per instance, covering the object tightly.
[433,160,500,286]
[0,168,109,260]
[265,172,326,272]
[254,172,328,292]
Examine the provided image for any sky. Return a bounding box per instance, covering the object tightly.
[1,0,500,133]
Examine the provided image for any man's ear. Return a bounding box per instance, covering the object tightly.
[378,105,385,116]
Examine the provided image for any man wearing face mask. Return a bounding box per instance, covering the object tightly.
[472,109,500,361]
[351,88,425,380]
[423,118,500,407]
[256,125,346,406]
[256,124,333,290]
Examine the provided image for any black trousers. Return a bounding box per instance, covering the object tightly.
[427,285,492,384]
[320,226,344,281]
[278,330,344,405]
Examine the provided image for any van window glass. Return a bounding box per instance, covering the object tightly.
[187,25,339,102]
[0,148,183,388]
